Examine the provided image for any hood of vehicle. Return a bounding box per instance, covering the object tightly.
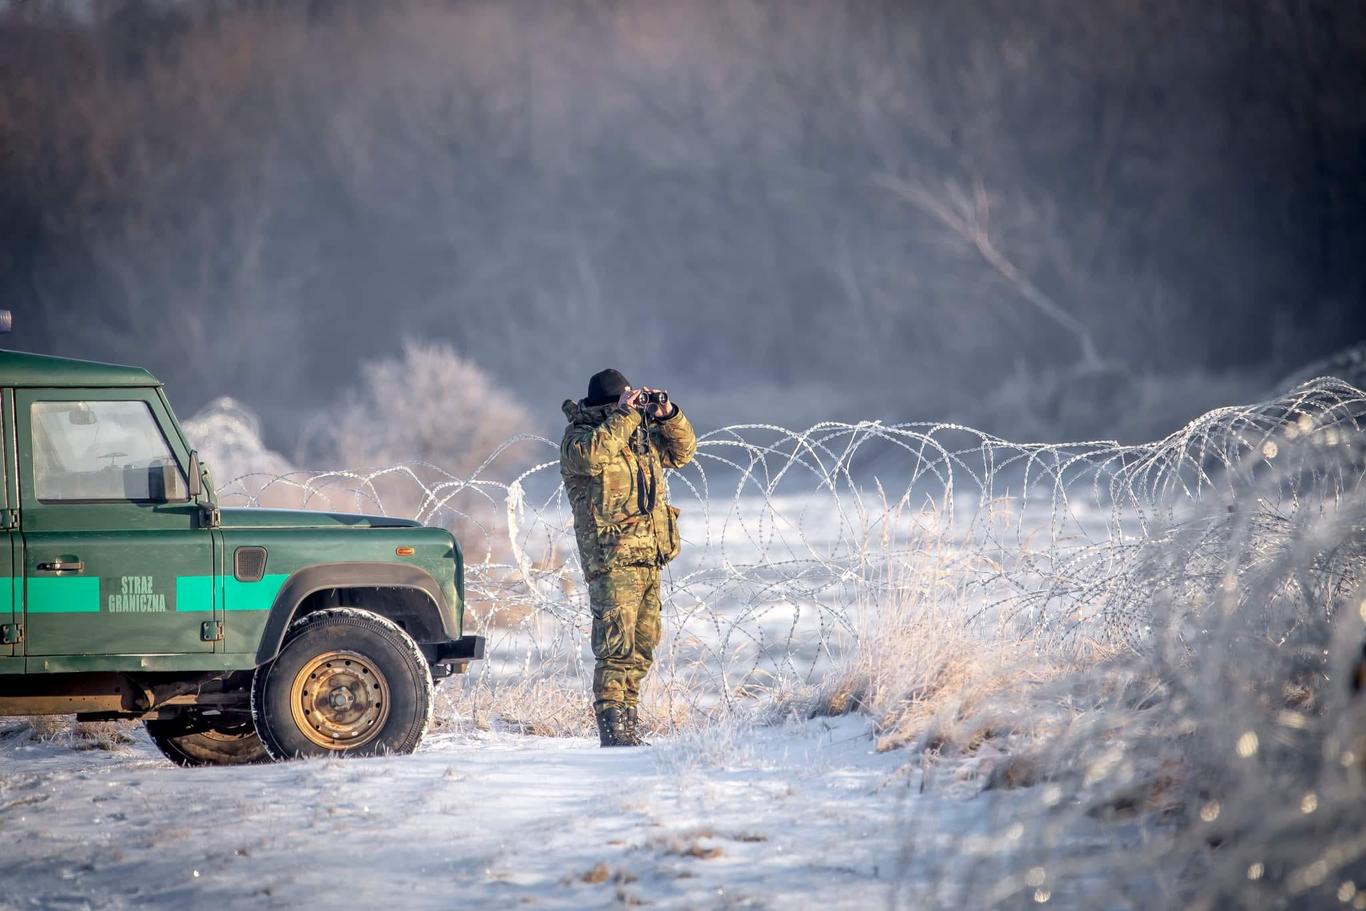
[217,507,422,529]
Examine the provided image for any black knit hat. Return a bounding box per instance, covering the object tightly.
[586,368,631,407]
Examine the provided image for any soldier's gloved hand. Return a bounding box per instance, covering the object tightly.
[617,387,644,411]
[646,389,674,420]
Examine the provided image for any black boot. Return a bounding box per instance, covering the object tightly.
[595,706,634,747]
[624,706,650,746]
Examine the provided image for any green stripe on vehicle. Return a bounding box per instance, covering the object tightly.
[224,574,289,612]
[13,574,286,614]
[27,576,101,613]
[175,575,215,612]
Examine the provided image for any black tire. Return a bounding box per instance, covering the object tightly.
[145,715,268,767]
[251,608,433,760]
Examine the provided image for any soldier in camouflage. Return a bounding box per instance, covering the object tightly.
[561,369,697,747]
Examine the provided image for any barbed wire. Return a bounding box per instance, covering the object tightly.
[211,378,1366,708]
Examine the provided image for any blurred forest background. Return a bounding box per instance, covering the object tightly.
[1,0,1364,463]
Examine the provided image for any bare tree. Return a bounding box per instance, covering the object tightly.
[876,174,1105,370]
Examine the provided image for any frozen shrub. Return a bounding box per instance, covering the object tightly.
[183,397,308,508]
[308,340,533,481]
[296,341,538,572]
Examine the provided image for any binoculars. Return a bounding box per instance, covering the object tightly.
[639,389,669,409]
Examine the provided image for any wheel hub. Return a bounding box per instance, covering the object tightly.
[290,650,390,750]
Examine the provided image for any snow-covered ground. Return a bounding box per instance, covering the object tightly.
[0,716,929,910]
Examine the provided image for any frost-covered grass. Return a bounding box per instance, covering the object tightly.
[1,716,139,752]
[792,579,1103,760]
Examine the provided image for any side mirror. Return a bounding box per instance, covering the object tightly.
[188,450,203,499]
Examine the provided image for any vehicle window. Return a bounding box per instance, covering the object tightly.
[30,401,187,503]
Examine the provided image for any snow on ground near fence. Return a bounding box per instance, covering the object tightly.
[206,378,1366,725]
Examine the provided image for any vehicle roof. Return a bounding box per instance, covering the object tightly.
[0,349,160,388]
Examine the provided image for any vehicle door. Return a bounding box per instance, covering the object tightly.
[0,389,19,671]
[16,388,215,659]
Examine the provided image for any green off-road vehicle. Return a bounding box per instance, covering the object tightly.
[0,315,483,765]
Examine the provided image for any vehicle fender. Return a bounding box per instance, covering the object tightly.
[253,563,453,665]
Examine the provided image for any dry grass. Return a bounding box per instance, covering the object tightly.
[812,595,1100,760]
[433,675,593,737]
[652,835,725,861]
[746,514,1114,785]
[2,716,139,752]
[433,667,723,739]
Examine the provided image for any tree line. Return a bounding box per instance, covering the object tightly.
[1,0,1362,449]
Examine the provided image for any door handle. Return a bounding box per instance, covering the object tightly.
[36,560,84,573]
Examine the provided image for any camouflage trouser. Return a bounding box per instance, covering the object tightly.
[589,566,662,711]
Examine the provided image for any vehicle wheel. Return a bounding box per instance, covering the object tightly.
[251,608,433,760]
[145,715,268,767]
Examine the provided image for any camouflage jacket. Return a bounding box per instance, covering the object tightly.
[560,398,697,578]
